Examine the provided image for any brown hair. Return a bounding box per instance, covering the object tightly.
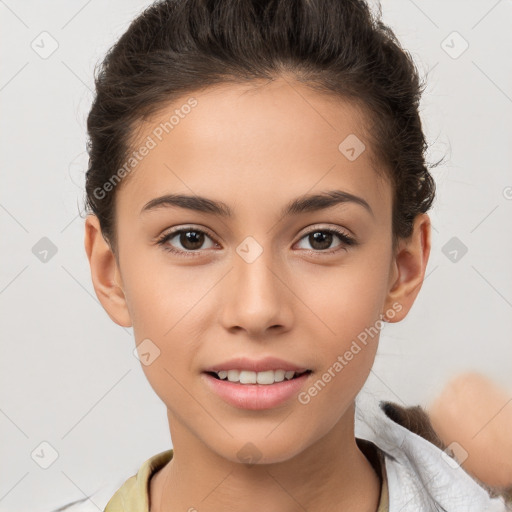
[381,401,446,449]
[83,0,440,259]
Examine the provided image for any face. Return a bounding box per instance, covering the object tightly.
[86,77,429,465]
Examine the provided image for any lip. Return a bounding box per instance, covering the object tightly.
[203,356,310,373]
[201,371,312,410]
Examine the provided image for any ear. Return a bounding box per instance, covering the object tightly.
[84,214,132,327]
[382,213,431,322]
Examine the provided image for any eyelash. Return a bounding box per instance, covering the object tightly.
[155,225,357,258]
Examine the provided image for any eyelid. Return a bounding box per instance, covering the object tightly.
[155,225,221,256]
[156,223,357,257]
[296,223,355,240]
[157,223,353,242]
[157,224,218,242]
[294,225,358,253]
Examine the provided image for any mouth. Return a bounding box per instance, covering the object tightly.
[201,368,313,410]
[204,369,313,385]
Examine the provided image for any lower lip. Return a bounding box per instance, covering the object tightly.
[201,372,312,410]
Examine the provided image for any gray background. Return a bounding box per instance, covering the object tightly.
[1,0,511,510]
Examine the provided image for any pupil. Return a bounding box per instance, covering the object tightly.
[310,231,332,250]
[181,230,204,250]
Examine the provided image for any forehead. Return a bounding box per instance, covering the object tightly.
[118,78,391,217]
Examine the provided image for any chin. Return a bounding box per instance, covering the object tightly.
[211,436,306,467]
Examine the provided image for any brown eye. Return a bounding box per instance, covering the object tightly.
[308,231,335,251]
[156,227,218,256]
[177,230,206,250]
[296,228,356,254]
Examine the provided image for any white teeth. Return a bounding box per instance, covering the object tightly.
[257,369,285,384]
[227,369,240,382]
[214,369,307,384]
[239,370,257,384]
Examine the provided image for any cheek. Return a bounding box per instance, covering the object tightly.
[296,267,386,423]
[122,245,211,338]
[295,245,391,397]
[122,255,217,398]
[303,250,390,341]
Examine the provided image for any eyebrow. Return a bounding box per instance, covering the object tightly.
[140,190,374,218]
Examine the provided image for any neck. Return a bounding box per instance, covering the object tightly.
[150,402,381,512]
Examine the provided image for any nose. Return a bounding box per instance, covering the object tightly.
[219,247,294,337]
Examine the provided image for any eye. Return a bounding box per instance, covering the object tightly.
[295,227,357,254]
[156,225,357,258]
[156,226,219,257]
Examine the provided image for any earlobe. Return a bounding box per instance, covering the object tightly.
[84,214,132,328]
[382,213,431,323]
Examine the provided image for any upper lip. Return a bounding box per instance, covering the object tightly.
[203,356,311,373]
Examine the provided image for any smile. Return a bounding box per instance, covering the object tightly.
[202,370,313,410]
[208,369,311,385]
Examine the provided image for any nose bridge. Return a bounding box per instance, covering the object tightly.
[221,237,291,333]
[235,240,281,307]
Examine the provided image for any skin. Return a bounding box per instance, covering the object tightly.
[84,77,431,512]
[428,372,512,489]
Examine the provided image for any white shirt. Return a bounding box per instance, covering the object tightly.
[355,391,508,511]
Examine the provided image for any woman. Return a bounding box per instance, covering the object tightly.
[76,0,509,510]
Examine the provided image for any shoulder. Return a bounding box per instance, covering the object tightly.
[104,450,173,512]
[48,450,173,512]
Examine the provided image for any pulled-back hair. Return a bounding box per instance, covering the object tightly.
[84,0,438,257]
